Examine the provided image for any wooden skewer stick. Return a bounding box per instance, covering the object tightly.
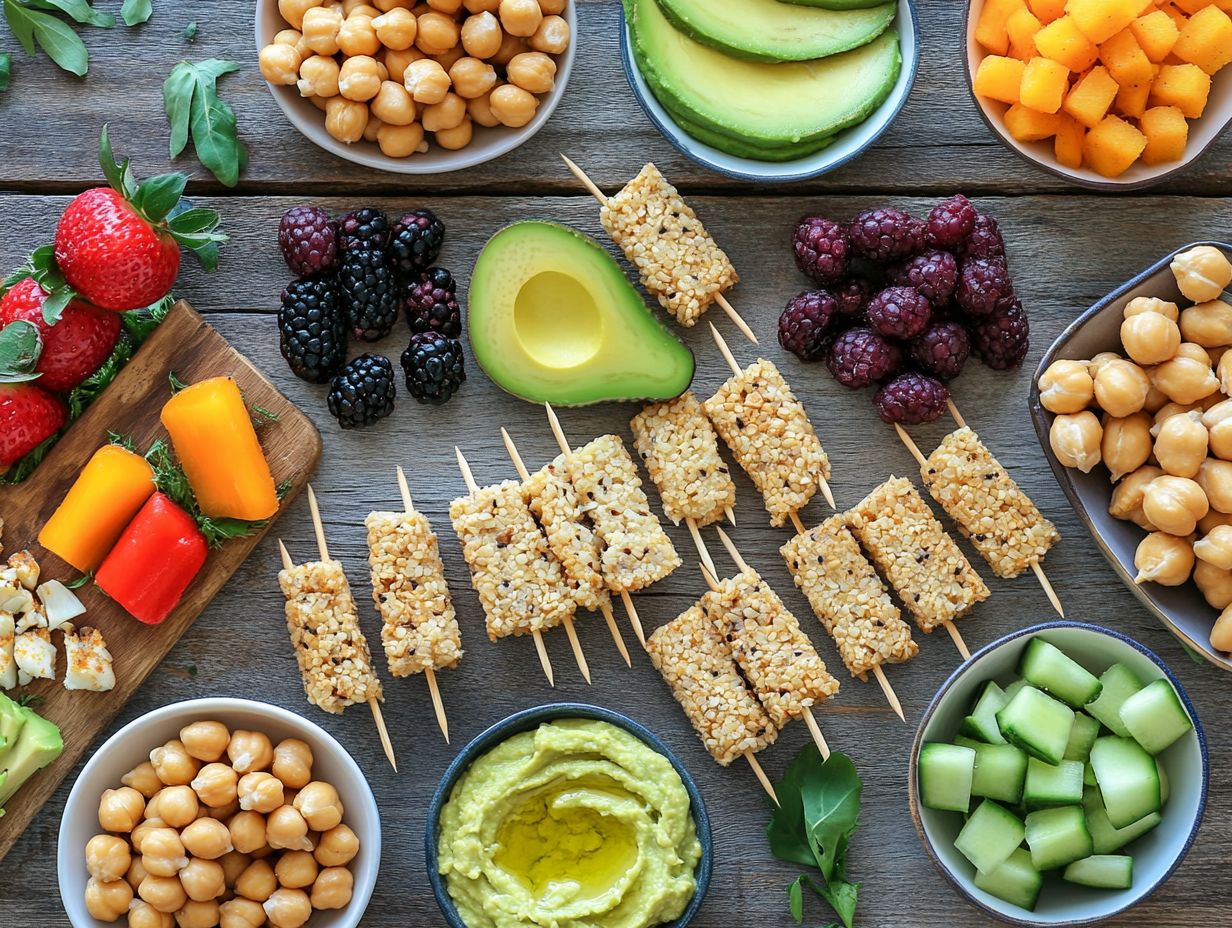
[543,402,648,648]
[745,750,779,805]
[709,322,836,512]
[789,510,807,535]
[725,507,736,527]
[300,486,398,772]
[394,466,450,743]
[947,399,968,430]
[560,153,759,346]
[500,428,594,684]
[686,518,717,580]
[455,447,556,687]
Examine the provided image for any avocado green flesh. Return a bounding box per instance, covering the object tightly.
[628,0,902,146]
[0,707,63,808]
[780,0,890,10]
[0,693,25,757]
[657,0,895,62]
[661,99,838,161]
[468,221,695,407]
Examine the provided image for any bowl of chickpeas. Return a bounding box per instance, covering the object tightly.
[256,0,575,173]
[1031,241,1232,673]
[56,698,379,928]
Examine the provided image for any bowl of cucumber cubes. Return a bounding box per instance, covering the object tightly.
[909,622,1207,925]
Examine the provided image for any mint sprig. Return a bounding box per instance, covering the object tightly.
[163,59,246,188]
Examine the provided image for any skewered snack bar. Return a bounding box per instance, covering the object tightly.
[704,358,830,526]
[645,603,778,767]
[848,477,990,633]
[630,391,737,528]
[522,455,610,613]
[781,516,919,679]
[449,480,576,641]
[920,426,1061,580]
[277,559,384,714]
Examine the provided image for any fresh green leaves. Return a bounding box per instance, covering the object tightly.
[0,52,11,91]
[768,748,864,928]
[119,0,150,26]
[27,0,113,28]
[163,59,246,187]
[3,0,89,76]
[3,245,74,324]
[0,321,42,383]
[145,438,267,548]
[180,20,195,42]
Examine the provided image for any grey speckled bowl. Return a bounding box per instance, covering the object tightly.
[425,703,713,928]
[1030,242,1232,672]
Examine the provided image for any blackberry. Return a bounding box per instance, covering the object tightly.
[403,267,462,338]
[402,333,466,405]
[835,277,873,318]
[827,327,903,389]
[927,194,977,249]
[873,372,950,425]
[866,286,933,340]
[339,248,400,342]
[327,354,396,429]
[961,212,1007,263]
[778,290,837,361]
[910,321,970,381]
[956,258,1014,318]
[278,206,338,277]
[389,209,446,278]
[338,208,391,254]
[972,298,1031,371]
[791,216,849,285]
[848,207,927,264]
[891,250,958,305]
[278,277,347,384]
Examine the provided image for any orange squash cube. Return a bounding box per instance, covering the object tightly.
[1100,28,1155,85]
[1130,10,1181,61]
[1150,63,1212,118]
[1171,0,1217,11]
[1064,66,1122,126]
[1067,0,1143,42]
[1036,16,1101,69]
[1114,77,1154,117]
[1173,6,1232,75]
[1029,0,1069,20]
[1160,4,1191,28]
[1021,56,1072,112]
[977,0,1030,55]
[1054,113,1087,167]
[1005,103,1064,139]
[1082,114,1148,176]
[1008,8,1044,57]
[975,55,1028,104]
[1140,105,1190,164]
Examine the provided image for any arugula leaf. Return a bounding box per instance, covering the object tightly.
[802,752,862,882]
[0,52,11,91]
[163,59,246,187]
[120,0,150,26]
[26,0,113,27]
[0,320,42,382]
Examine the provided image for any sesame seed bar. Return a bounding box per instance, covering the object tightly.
[848,477,991,634]
[450,480,575,641]
[630,391,737,527]
[522,455,610,612]
[278,560,384,714]
[702,569,839,728]
[646,602,778,766]
[364,510,463,677]
[780,516,919,678]
[566,434,682,593]
[921,427,1061,579]
[703,359,830,527]
[600,163,739,327]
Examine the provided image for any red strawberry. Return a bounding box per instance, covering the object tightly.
[0,278,121,392]
[0,383,67,468]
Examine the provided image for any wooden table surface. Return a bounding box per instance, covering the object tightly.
[1,2,1230,926]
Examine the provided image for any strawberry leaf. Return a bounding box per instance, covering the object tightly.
[0,320,43,382]
[40,288,73,324]
[98,124,137,198]
[134,171,188,223]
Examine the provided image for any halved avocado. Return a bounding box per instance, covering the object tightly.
[468,221,694,406]
[627,0,902,147]
[656,0,895,62]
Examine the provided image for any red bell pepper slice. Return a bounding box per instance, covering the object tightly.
[95,492,208,625]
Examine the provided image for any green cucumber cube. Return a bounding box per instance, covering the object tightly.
[1024,758,1085,810]
[1085,663,1144,737]
[1063,854,1134,890]
[1089,736,1162,828]
[974,848,1043,911]
[1024,805,1093,870]
[961,680,1010,744]
[1083,763,1096,787]
[1020,638,1103,706]
[1063,712,1102,764]
[970,742,1029,805]
[1119,678,1194,755]
[1158,757,1170,806]
[955,799,1026,874]
[1003,678,1028,701]
[1083,785,1162,854]
[919,742,975,812]
[996,685,1075,765]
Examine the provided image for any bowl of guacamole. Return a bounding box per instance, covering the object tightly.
[427,704,712,928]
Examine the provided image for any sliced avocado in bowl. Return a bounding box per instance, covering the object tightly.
[779,0,890,9]
[468,221,694,406]
[656,0,896,62]
[659,97,839,162]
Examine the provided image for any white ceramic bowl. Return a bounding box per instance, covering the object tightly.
[909,623,1208,927]
[964,0,1232,191]
[57,698,380,928]
[621,0,920,182]
[254,2,577,174]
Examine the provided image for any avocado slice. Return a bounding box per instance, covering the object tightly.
[0,707,63,808]
[656,0,895,62]
[781,0,889,10]
[468,221,694,406]
[0,693,26,758]
[659,96,839,162]
[627,0,902,148]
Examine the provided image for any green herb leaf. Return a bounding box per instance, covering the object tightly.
[15,692,43,708]
[133,171,188,223]
[817,880,859,928]
[0,52,11,91]
[122,294,173,342]
[67,330,132,418]
[0,320,42,382]
[788,875,805,925]
[180,19,195,41]
[145,439,268,547]
[801,752,861,882]
[64,572,92,589]
[162,63,195,158]
[26,0,113,27]
[4,0,39,55]
[168,369,187,393]
[120,0,150,26]
[163,59,246,187]
[98,124,138,198]
[24,5,89,76]
[166,207,220,235]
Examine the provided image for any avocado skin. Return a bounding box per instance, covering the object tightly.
[0,707,63,808]
[0,693,26,758]
[659,99,839,163]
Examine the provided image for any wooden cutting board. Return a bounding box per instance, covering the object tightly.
[0,301,321,861]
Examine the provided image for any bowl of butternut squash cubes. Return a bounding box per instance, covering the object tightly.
[965,0,1232,189]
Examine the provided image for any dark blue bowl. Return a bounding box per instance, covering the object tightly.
[425,703,713,928]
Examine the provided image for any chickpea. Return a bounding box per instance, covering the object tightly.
[155,786,200,829]
[1210,420,1232,462]
[430,0,464,8]
[468,89,501,126]
[460,11,503,58]
[310,866,354,910]
[538,0,565,12]
[235,858,278,902]
[120,762,163,800]
[371,7,417,49]
[338,55,383,101]
[338,16,381,57]
[1152,400,1202,430]
[1133,532,1195,586]
[499,0,541,36]
[208,800,243,823]
[132,819,168,855]
[127,900,173,928]
[434,43,466,71]
[272,850,319,889]
[290,782,341,832]
[1151,354,1219,405]
[361,112,383,142]
[1120,311,1181,366]
[506,51,555,93]
[87,835,133,883]
[1198,458,1232,513]
[1212,603,1232,651]
[278,0,324,29]
[1109,464,1163,529]
[529,13,568,54]
[435,115,474,149]
[345,0,379,12]
[179,858,226,903]
[465,0,500,10]
[219,897,266,928]
[127,858,150,893]
[142,827,189,878]
[263,888,313,928]
[490,31,529,65]
[1172,245,1232,303]
[1180,299,1232,349]
[237,772,285,815]
[369,80,417,125]
[449,56,498,99]
[417,10,460,54]
[382,45,423,82]
[174,901,220,928]
[314,824,360,867]
[1144,383,1169,413]
[226,811,267,855]
[324,96,369,142]
[418,91,464,132]
[1195,560,1232,611]
[1193,523,1232,570]
[1050,411,1102,473]
[270,740,313,790]
[1037,359,1094,414]
[230,732,275,776]
[267,805,313,852]
[259,44,302,86]
[1124,296,1180,321]
[86,877,134,923]
[140,875,189,915]
[1100,412,1152,482]
[404,58,451,103]
[274,27,306,48]
[175,722,228,764]
[190,762,238,809]
[1154,410,1209,478]
[1142,475,1209,536]
[1175,341,1212,364]
[1093,358,1150,417]
[302,5,344,55]
[182,817,235,860]
[99,787,147,833]
[377,121,428,156]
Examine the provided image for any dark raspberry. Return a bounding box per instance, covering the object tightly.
[791,216,849,285]
[402,267,462,338]
[339,248,400,341]
[827,327,903,389]
[338,208,391,254]
[956,258,1014,318]
[778,290,837,361]
[960,212,1007,263]
[874,372,950,424]
[278,277,347,384]
[890,250,959,305]
[848,208,926,263]
[389,209,446,278]
[835,277,873,318]
[278,206,339,277]
[927,195,977,249]
[910,321,970,381]
[866,286,932,340]
[327,354,396,430]
[971,298,1030,371]
[401,333,466,405]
